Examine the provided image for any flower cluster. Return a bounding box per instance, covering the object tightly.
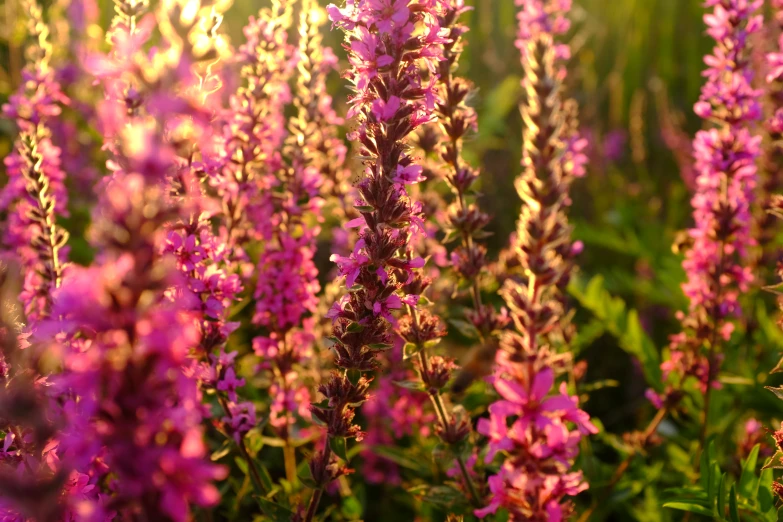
[757,0,783,268]
[10,0,783,519]
[430,0,511,395]
[477,2,597,520]
[304,0,446,515]
[251,0,330,473]
[0,6,76,518]
[217,0,294,260]
[1,0,69,326]
[655,0,762,406]
[52,170,226,521]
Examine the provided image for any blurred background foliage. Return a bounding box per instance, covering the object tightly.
[2,0,783,520]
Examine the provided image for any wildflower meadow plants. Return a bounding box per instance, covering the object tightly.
[5,0,783,521]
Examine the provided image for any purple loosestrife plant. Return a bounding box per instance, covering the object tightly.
[52,169,226,521]
[1,0,69,326]
[218,0,294,263]
[764,196,783,500]
[0,4,106,520]
[476,2,597,520]
[430,0,511,394]
[101,0,264,496]
[389,0,491,508]
[47,2,232,518]
[156,5,263,492]
[51,16,229,521]
[302,0,446,519]
[652,0,763,445]
[756,0,783,271]
[290,0,352,223]
[250,0,328,485]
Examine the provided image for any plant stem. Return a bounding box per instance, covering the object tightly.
[699,178,729,451]
[410,306,482,509]
[283,441,296,485]
[303,488,323,522]
[303,443,332,522]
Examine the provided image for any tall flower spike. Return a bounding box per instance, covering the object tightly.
[250,0,327,484]
[17,133,69,312]
[756,0,783,273]
[477,2,596,520]
[210,19,296,462]
[52,169,227,521]
[652,0,763,442]
[45,1,229,518]
[304,1,445,519]
[218,0,294,264]
[388,0,487,507]
[1,0,69,325]
[156,2,260,489]
[430,0,511,395]
[765,195,783,501]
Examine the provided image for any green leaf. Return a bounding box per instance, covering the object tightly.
[298,474,317,489]
[738,444,760,499]
[330,436,348,462]
[210,441,231,461]
[708,462,720,508]
[717,472,727,518]
[729,484,740,522]
[448,318,479,340]
[257,462,275,492]
[764,386,783,401]
[570,319,605,356]
[255,497,295,522]
[663,502,715,516]
[407,485,465,508]
[698,446,709,491]
[347,322,364,333]
[569,275,662,390]
[403,342,421,360]
[235,456,248,475]
[758,467,775,513]
[763,450,783,470]
[770,355,783,374]
[423,338,441,349]
[393,380,425,391]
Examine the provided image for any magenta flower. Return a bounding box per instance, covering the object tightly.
[658,0,763,409]
[1,5,69,326]
[478,1,596,519]
[303,0,449,516]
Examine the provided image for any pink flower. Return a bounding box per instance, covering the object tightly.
[394,164,425,184]
[371,96,401,121]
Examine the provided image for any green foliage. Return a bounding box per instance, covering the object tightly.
[569,274,662,390]
[663,444,776,522]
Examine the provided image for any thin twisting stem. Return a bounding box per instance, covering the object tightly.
[409,305,481,508]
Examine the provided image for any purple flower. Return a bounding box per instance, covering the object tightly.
[479,2,596,519]
[662,0,762,401]
[305,0,446,507]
